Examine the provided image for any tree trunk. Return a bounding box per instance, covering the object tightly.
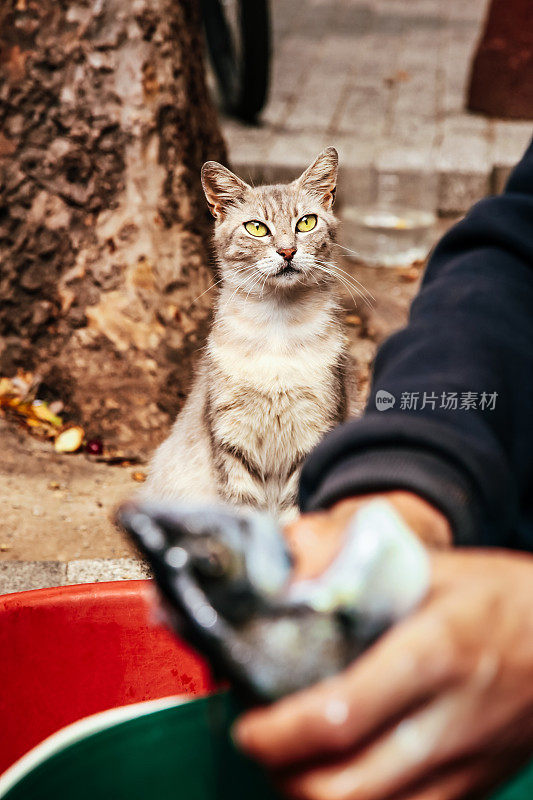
[0,0,226,456]
[467,0,533,120]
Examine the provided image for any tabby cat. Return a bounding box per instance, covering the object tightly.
[144,147,350,522]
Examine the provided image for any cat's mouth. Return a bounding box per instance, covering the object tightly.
[274,265,300,278]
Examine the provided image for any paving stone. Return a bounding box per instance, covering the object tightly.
[376,144,438,172]
[438,170,489,216]
[221,0,529,217]
[260,36,317,129]
[283,40,353,133]
[0,561,67,595]
[65,557,152,585]
[435,116,491,213]
[393,77,437,122]
[438,114,488,152]
[336,84,390,135]
[491,121,532,168]
[352,33,402,76]
[491,121,533,193]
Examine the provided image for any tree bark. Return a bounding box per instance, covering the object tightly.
[467,0,533,120]
[0,0,226,455]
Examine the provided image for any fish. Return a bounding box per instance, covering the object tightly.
[117,499,430,703]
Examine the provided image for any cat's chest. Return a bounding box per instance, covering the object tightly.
[213,384,327,430]
[207,347,341,462]
[210,383,331,470]
[210,338,340,394]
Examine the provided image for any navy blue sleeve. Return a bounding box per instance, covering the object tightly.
[299,137,533,551]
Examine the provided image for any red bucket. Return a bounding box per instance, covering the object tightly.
[0,580,216,775]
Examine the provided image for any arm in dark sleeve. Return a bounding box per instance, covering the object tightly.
[299,137,533,550]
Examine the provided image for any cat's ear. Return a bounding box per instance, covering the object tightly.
[296,147,338,210]
[201,162,250,218]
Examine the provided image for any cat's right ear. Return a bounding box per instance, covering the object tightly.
[201,162,250,218]
[296,147,338,210]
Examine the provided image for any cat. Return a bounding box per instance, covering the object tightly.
[143,147,350,522]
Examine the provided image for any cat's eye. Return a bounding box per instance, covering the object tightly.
[296,214,317,233]
[244,220,270,237]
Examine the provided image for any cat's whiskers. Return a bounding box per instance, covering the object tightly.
[312,262,360,307]
[191,277,224,305]
[316,259,376,302]
[297,254,336,291]
[332,242,366,260]
[312,259,375,309]
[310,258,371,309]
[220,268,260,312]
[220,258,276,311]
[296,254,333,284]
[259,271,270,297]
[244,272,268,304]
[295,252,367,304]
[226,274,259,307]
[191,265,253,305]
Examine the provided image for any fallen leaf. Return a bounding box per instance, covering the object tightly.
[345,314,362,326]
[0,378,14,396]
[31,400,63,427]
[86,450,143,465]
[384,69,411,86]
[132,471,147,482]
[398,267,420,282]
[55,426,84,453]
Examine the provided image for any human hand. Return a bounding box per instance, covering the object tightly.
[234,548,533,800]
[284,491,451,582]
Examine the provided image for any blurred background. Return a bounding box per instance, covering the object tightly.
[219,0,531,216]
[0,0,531,592]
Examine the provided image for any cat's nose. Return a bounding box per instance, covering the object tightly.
[277,247,297,262]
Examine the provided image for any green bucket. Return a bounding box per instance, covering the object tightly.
[0,692,280,800]
[1,690,531,800]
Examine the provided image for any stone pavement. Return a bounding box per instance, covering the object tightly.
[0,418,152,593]
[221,0,532,214]
[0,558,151,595]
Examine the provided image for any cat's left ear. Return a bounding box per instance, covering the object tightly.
[201,161,251,218]
[296,147,338,210]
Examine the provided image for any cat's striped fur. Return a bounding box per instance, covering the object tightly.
[144,148,351,522]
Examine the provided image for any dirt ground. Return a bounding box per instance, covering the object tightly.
[0,257,435,564]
